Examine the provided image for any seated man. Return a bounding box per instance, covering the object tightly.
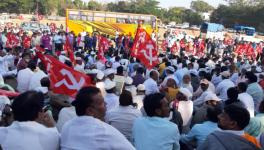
[0,91,59,150]
[61,86,134,150]
[132,93,180,150]
[181,107,221,147]
[198,105,261,150]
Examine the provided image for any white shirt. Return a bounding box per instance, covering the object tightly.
[61,116,135,150]
[238,93,255,117]
[211,74,222,87]
[56,106,77,132]
[0,121,59,150]
[216,79,235,101]
[17,68,34,93]
[143,78,159,95]
[96,61,105,71]
[161,74,179,87]
[113,61,121,70]
[104,93,119,112]
[28,69,47,90]
[133,95,145,110]
[193,91,213,106]
[120,59,129,70]
[178,100,193,126]
[106,106,142,142]
[96,81,106,97]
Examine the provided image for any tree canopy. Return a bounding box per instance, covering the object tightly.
[191,0,214,12]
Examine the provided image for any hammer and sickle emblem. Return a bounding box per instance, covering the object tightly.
[55,69,85,90]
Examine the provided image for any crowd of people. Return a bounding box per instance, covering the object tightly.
[0,22,264,150]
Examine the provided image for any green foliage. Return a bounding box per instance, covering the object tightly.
[191,0,214,12]
[0,0,203,25]
[211,2,264,32]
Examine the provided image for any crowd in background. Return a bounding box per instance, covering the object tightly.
[0,23,264,150]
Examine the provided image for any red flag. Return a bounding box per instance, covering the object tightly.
[37,53,91,97]
[246,43,256,60]
[256,44,262,54]
[161,40,168,52]
[6,33,19,49]
[23,36,31,49]
[132,27,159,69]
[171,42,178,53]
[97,36,109,63]
[64,36,75,66]
[235,44,244,56]
[131,26,151,57]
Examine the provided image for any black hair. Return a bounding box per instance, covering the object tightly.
[259,100,264,113]
[12,91,44,121]
[116,66,123,74]
[149,70,157,78]
[237,82,248,93]
[64,60,73,67]
[28,60,37,71]
[40,77,50,88]
[207,106,222,123]
[73,86,101,116]
[119,90,133,106]
[136,67,144,74]
[224,104,250,129]
[165,62,171,67]
[143,93,165,117]
[245,71,257,83]
[22,52,30,58]
[227,87,238,100]
[115,56,121,62]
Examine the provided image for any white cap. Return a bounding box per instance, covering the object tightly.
[221,71,230,77]
[189,69,198,76]
[76,57,82,61]
[256,67,262,73]
[104,80,116,90]
[96,70,104,80]
[91,51,96,55]
[104,69,115,76]
[86,69,98,74]
[137,84,145,91]
[0,96,10,106]
[179,88,192,100]
[166,66,175,73]
[34,87,48,94]
[125,77,133,85]
[204,93,222,102]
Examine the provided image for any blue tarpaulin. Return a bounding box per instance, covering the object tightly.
[201,23,224,32]
[234,25,255,36]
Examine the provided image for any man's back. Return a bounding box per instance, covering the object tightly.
[17,68,33,93]
[132,117,180,150]
[61,116,135,150]
[198,131,260,150]
[216,79,234,100]
[0,121,59,150]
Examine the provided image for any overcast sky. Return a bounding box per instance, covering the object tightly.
[83,0,228,8]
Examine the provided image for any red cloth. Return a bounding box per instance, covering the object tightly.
[64,36,76,65]
[0,89,19,97]
[37,52,91,97]
[132,27,159,69]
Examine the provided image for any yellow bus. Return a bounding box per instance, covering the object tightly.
[66,9,158,37]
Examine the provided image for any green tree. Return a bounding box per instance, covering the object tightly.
[191,0,214,12]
